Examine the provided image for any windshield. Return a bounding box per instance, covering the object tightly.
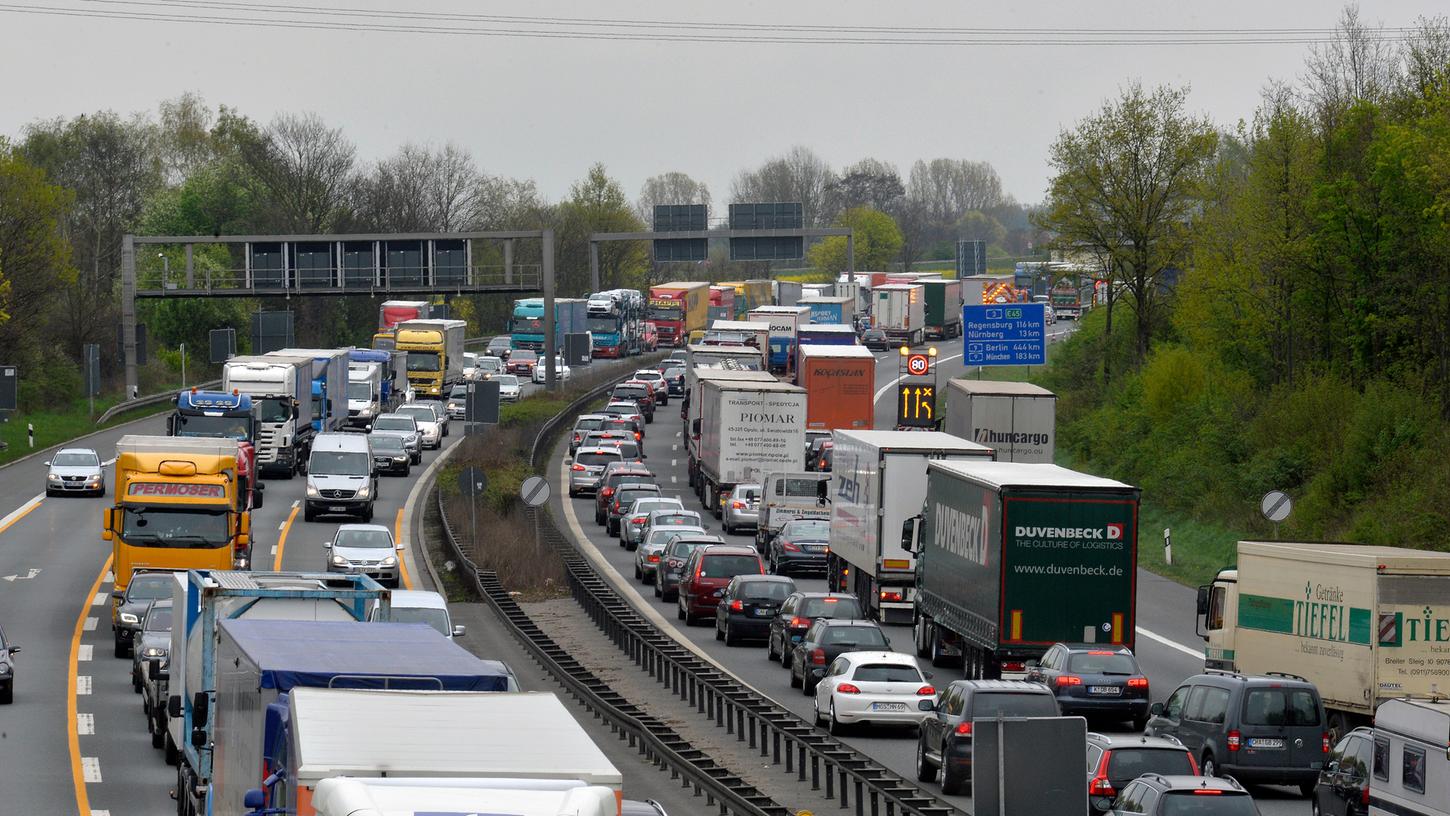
[853,664,923,683]
[495,375,519,386]
[406,352,440,372]
[347,382,372,400]
[309,451,371,476]
[1068,653,1140,675]
[257,397,292,423]
[390,607,451,638]
[821,626,888,647]
[126,576,174,601]
[334,529,393,548]
[575,418,605,432]
[121,508,229,548]
[144,607,174,632]
[398,406,435,423]
[172,414,250,440]
[371,435,405,452]
[664,367,685,378]
[512,351,537,362]
[783,520,830,540]
[1159,793,1258,816]
[648,305,681,321]
[631,499,678,515]
[576,451,622,466]
[699,554,760,578]
[374,417,415,432]
[1243,688,1320,726]
[648,528,702,547]
[740,581,792,602]
[449,385,467,398]
[970,692,1059,719]
[1106,749,1195,784]
[53,452,98,466]
[667,539,712,558]
[588,316,619,332]
[652,514,700,527]
[777,477,827,499]
[634,371,660,380]
[615,386,648,399]
[478,358,502,372]
[616,488,660,505]
[801,597,863,618]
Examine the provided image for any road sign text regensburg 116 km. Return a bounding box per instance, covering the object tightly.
[962,303,1047,366]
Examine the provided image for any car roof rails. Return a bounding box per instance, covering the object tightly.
[1203,669,1248,680]
[1263,671,1309,683]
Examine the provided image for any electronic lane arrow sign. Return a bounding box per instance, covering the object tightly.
[963,303,1047,367]
[897,383,936,428]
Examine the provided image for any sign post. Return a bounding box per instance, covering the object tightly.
[459,467,488,553]
[521,475,551,556]
[963,303,1047,370]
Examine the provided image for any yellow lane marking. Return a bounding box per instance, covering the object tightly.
[272,505,299,571]
[0,496,43,537]
[394,508,413,590]
[69,553,113,816]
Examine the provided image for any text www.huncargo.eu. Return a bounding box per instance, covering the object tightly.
[1011,563,1124,577]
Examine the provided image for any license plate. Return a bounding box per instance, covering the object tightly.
[1247,738,1284,749]
[803,544,826,552]
[870,702,907,712]
[1088,686,1122,695]
[754,608,772,617]
[330,505,348,512]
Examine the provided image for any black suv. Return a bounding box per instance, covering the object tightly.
[1086,731,1198,814]
[915,679,1060,794]
[1026,643,1151,730]
[1106,774,1259,815]
[767,592,865,667]
[788,619,890,695]
[1312,726,1372,816]
[714,574,796,645]
[1145,671,1327,795]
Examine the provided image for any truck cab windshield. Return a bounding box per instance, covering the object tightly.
[309,452,370,476]
[648,306,680,321]
[406,352,440,372]
[347,382,372,400]
[588,317,619,332]
[256,398,292,423]
[172,414,250,440]
[122,508,229,547]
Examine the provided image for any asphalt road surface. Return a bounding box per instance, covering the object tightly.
[542,324,1310,816]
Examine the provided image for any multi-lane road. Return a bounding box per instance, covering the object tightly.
[539,323,1309,816]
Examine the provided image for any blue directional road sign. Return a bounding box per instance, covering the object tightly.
[963,303,1047,366]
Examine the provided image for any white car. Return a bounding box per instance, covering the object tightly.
[45,447,105,496]
[631,369,669,404]
[494,374,522,402]
[461,351,479,380]
[618,496,685,549]
[395,404,443,449]
[475,356,505,378]
[371,589,464,639]
[532,357,571,384]
[811,651,935,735]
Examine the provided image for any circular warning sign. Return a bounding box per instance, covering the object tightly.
[906,354,930,376]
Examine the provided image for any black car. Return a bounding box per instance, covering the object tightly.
[369,433,412,476]
[1312,727,1372,816]
[654,534,725,602]
[486,335,513,360]
[113,570,175,657]
[767,592,865,667]
[766,518,831,575]
[606,483,664,537]
[916,680,1061,794]
[714,575,796,645]
[861,328,890,351]
[131,599,173,694]
[1026,643,1151,730]
[594,465,656,524]
[663,367,686,396]
[789,618,891,694]
[0,625,18,704]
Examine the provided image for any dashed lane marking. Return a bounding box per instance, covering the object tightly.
[82,617,97,631]
[76,676,91,695]
[69,553,112,816]
[291,499,300,508]
[91,592,106,606]
[78,645,92,662]
[82,757,101,783]
[103,571,113,583]
[77,713,94,735]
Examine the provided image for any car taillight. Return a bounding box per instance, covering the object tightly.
[1323,732,1331,753]
[1127,677,1149,688]
[572,463,586,471]
[1361,786,1370,806]
[731,501,746,510]
[781,540,801,552]
[1055,675,1083,687]
[602,487,614,497]
[730,600,743,612]
[810,648,826,665]
[1192,789,1223,796]
[880,590,903,602]
[1227,729,1241,751]
[634,432,642,441]
[916,686,935,696]
[648,554,660,563]
[790,617,808,628]
[632,517,646,525]
[954,721,973,736]
[1088,776,1115,797]
[837,683,861,695]
[612,501,621,512]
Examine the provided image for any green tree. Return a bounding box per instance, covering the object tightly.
[808,206,902,276]
[1038,83,1218,361]
[555,164,648,294]
[0,143,75,387]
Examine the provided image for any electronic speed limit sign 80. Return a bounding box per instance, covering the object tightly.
[906,354,930,376]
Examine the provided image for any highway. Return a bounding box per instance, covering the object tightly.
[540,324,1309,816]
[0,360,698,816]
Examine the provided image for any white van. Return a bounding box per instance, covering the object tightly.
[1370,697,1450,816]
[305,433,377,522]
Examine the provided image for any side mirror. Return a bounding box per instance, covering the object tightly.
[901,515,922,555]
[452,625,467,638]
[243,789,265,810]
[101,508,114,541]
[191,728,207,748]
[1149,702,1164,717]
[43,461,51,467]
[1195,586,1210,616]
[395,544,404,551]
[193,692,210,728]
[1025,659,1039,669]
[1326,761,1340,774]
[323,542,332,549]
[7,646,19,655]
[918,699,936,712]
[168,695,182,718]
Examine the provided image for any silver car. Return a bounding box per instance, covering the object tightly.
[723,483,762,536]
[396,403,443,449]
[324,524,402,588]
[445,384,468,420]
[494,374,522,402]
[619,497,686,549]
[45,447,105,496]
[370,415,422,462]
[568,447,623,497]
[635,524,706,584]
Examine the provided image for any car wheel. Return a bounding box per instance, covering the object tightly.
[1201,752,1217,778]
[304,505,316,522]
[152,722,165,749]
[1310,799,1321,816]
[915,734,938,782]
[724,522,733,535]
[828,701,847,736]
[363,503,374,522]
[940,754,966,795]
[634,563,642,579]
[724,622,739,646]
[677,601,686,621]
[782,649,793,669]
[402,464,411,476]
[804,676,819,696]
[0,685,11,704]
[1299,782,1317,798]
[133,672,142,694]
[653,581,662,598]
[715,619,724,640]
[789,665,803,688]
[813,700,826,727]
[114,637,128,658]
[568,488,577,498]
[766,634,778,661]
[1132,714,1149,732]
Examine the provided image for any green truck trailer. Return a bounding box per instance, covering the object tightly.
[905,460,1140,678]
[921,279,964,339]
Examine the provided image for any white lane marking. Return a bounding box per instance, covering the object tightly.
[671,459,678,467]
[77,676,92,695]
[92,811,111,816]
[671,476,678,484]
[671,444,678,452]
[102,457,116,467]
[77,713,95,735]
[103,571,114,583]
[1136,626,1203,660]
[277,520,287,530]
[291,500,300,508]
[0,493,45,532]
[82,617,98,631]
[873,353,965,405]
[91,592,107,607]
[78,645,92,662]
[270,545,278,555]
[82,756,102,783]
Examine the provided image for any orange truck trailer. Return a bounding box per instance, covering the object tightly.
[797,345,876,432]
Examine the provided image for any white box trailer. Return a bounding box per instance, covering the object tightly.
[312,778,618,816]
[685,369,777,496]
[827,430,995,623]
[943,379,1057,463]
[696,379,807,517]
[1200,540,1450,736]
[871,284,925,346]
[1370,698,1450,816]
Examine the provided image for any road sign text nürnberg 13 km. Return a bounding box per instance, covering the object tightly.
[962,303,1047,367]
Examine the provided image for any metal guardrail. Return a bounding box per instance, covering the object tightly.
[95,379,221,425]
[433,365,963,816]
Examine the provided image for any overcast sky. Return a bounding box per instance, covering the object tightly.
[1,1,1444,208]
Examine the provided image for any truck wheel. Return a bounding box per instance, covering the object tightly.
[930,629,961,668]
[164,730,178,765]
[304,505,316,522]
[914,617,931,658]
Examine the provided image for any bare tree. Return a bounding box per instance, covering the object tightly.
[906,158,1005,224]
[1400,15,1450,99]
[157,92,215,184]
[637,172,711,224]
[1302,4,1399,127]
[731,146,837,225]
[824,158,904,222]
[244,112,357,233]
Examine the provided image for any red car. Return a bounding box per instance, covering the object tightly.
[676,544,764,625]
[508,349,538,376]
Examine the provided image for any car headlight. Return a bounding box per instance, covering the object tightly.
[355,484,370,499]
[0,664,10,675]
[142,646,167,658]
[380,556,397,567]
[331,554,348,567]
[306,483,320,497]
[47,473,62,482]
[120,612,139,624]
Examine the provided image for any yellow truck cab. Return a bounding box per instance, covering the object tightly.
[394,318,466,398]
[103,435,251,619]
